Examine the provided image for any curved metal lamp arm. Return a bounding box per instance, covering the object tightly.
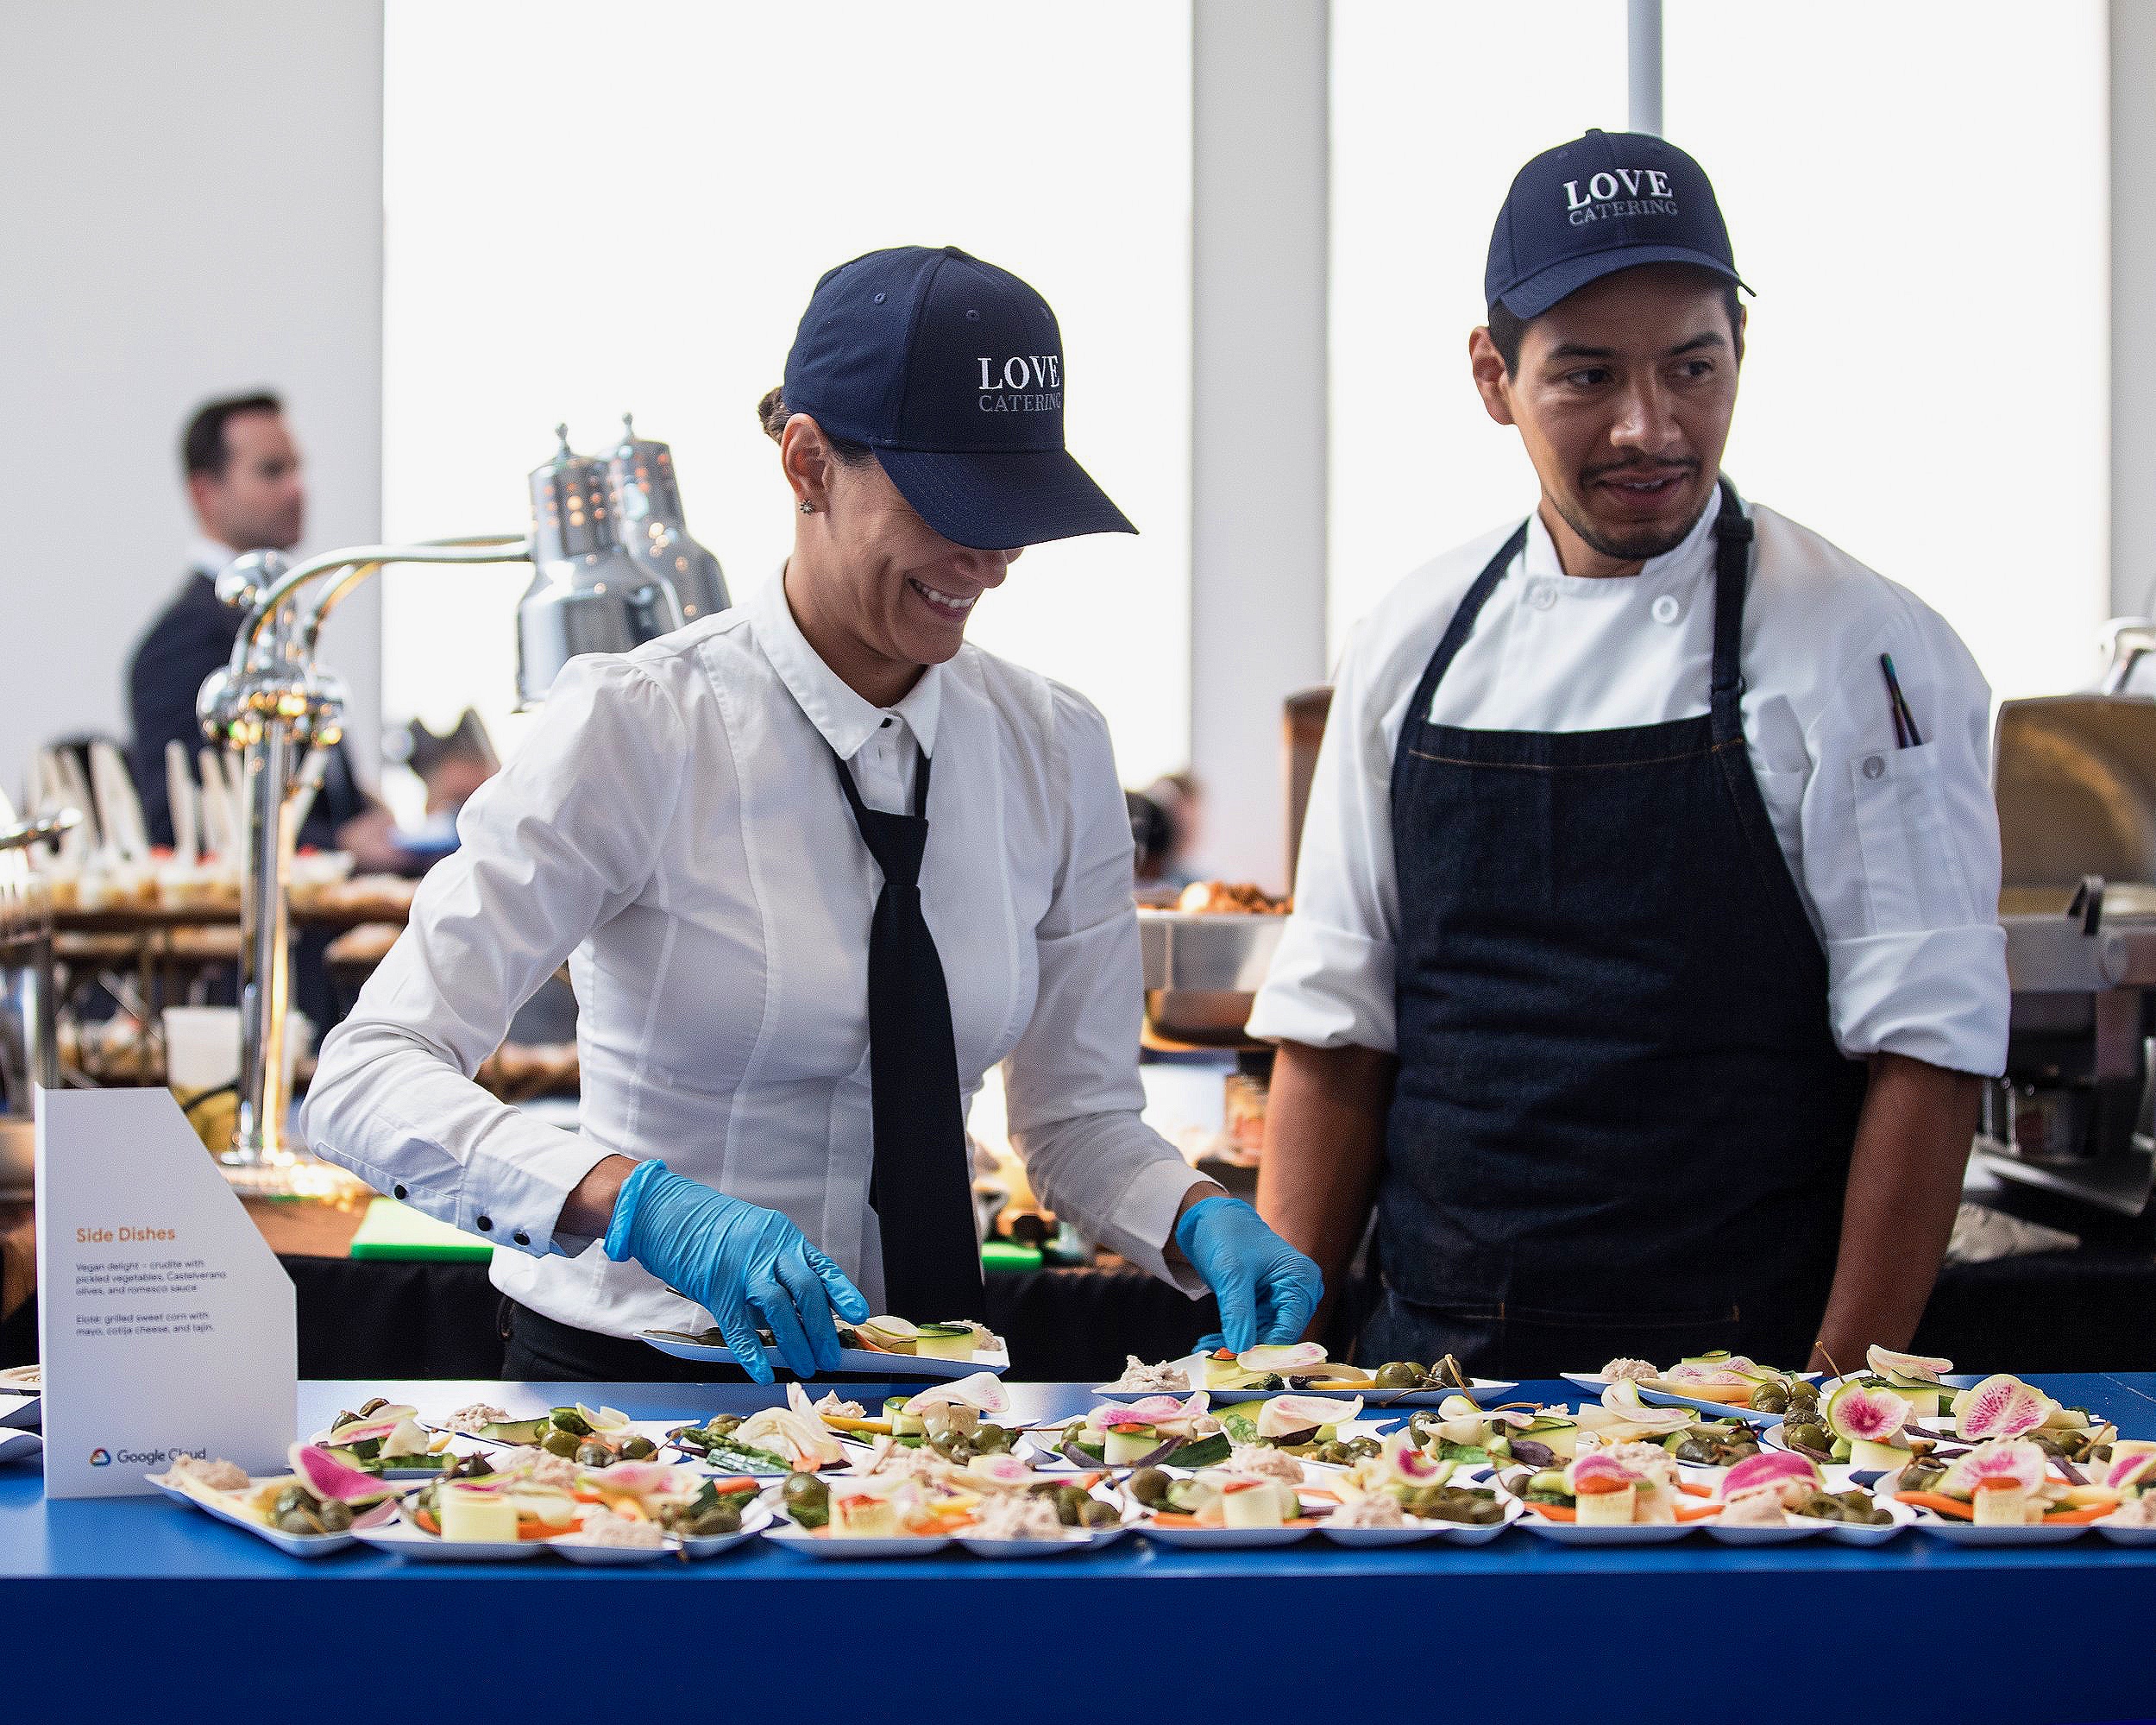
[227,535,532,672]
[2099,618,2156,696]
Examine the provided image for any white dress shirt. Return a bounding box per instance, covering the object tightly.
[1248,494,2010,1079]
[301,570,1204,1339]
[186,534,242,579]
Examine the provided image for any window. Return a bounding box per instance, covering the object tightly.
[1329,1,2107,705]
[1329,0,1625,655]
[381,0,1192,791]
[1666,0,2108,699]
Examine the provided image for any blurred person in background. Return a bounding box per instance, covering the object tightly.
[391,709,500,866]
[126,391,402,868]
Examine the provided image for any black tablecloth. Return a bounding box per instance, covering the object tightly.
[5,1239,2151,1380]
[257,1247,2156,1382]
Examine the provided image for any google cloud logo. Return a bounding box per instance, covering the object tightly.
[89,1448,111,1466]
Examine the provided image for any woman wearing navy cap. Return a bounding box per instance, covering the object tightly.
[304,246,1319,1382]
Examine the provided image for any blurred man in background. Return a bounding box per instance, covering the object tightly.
[126,392,399,866]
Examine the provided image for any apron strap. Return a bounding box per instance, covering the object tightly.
[1707,476,1754,742]
[1398,520,1529,747]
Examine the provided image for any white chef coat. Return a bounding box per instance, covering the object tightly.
[300,570,1204,1340]
[1247,494,2010,1078]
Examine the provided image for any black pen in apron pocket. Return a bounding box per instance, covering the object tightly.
[1878,652,1923,748]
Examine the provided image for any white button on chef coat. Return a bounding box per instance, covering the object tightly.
[1248,495,2010,1078]
[301,571,1204,1341]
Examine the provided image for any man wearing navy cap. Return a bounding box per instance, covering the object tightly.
[1249,135,2010,1377]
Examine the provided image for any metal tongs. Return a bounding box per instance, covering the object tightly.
[0,808,81,853]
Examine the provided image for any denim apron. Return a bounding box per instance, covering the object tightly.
[1361,481,1869,1377]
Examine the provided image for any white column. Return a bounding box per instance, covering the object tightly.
[2115,0,2154,618]
[1189,0,1330,891]
[1628,0,1663,135]
[0,0,385,790]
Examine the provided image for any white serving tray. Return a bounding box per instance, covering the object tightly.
[148,1474,394,1558]
[639,1331,1009,1380]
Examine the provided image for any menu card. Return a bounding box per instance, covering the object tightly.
[35,1086,296,1498]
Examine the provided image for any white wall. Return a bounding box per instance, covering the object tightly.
[0,0,385,801]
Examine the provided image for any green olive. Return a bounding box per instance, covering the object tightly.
[276,1507,326,1535]
[1127,1467,1172,1508]
[575,1442,613,1469]
[541,1429,581,1459]
[693,1503,742,1535]
[316,1498,353,1532]
[974,1425,1012,1453]
[620,1435,657,1461]
[782,1472,829,1528]
[1373,1363,1422,1389]
[1751,1383,1790,1414]
[1079,1500,1119,1529]
[357,1397,388,1418]
[273,1484,312,1518]
[1782,1422,1831,1454]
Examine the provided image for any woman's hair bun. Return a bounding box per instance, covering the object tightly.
[757,385,790,443]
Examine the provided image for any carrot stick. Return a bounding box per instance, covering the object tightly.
[1147,1511,1205,1527]
[1678,1480,1713,1498]
[1895,1490,1974,1520]
[1523,1502,1577,1520]
[2039,1505,2115,1525]
[1674,1502,1722,1522]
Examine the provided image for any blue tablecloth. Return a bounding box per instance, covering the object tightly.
[7,1376,2156,1721]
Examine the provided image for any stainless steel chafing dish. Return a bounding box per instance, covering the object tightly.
[1138,910,1284,1048]
[1983,652,2156,1217]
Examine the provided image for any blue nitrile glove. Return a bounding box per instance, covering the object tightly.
[1174,1195,1323,1356]
[604,1159,869,1384]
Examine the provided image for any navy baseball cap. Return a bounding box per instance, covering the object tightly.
[1486,129,1749,321]
[781,245,1135,551]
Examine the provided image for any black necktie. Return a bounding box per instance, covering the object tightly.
[828,743,987,1323]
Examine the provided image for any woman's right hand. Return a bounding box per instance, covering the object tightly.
[602,1159,870,1382]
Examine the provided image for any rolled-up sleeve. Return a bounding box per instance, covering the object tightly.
[299,657,688,1254]
[1801,600,2009,1075]
[1247,615,1400,1051]
[1000,684,1204,1294]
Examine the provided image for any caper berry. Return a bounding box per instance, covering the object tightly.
[620,1435,657,1461]
[1751,1383,1790,1414]
[316,1498,353,1532]
[1373,1363,1421,1389]
[1079,1500,1119,1529]
[276,1507,326,1535]
[541,1429,581,1459]
[575,1442,613,1469]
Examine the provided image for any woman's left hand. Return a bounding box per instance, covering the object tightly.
[1174,1194,1323,1353]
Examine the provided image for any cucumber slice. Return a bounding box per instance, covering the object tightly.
[476,1418,547,1446]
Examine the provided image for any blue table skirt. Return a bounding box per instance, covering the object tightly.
[8,1376,2156,1722]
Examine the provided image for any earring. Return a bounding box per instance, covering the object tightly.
[798,500,815,514]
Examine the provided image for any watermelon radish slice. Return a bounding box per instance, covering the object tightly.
[1722,1451,1820,1500]
[1386,1431,1452,1483]
[1866,1345,1952,1383]
[1826,1381,1911,1445]
[288,1442,394,1503]
[1568,1451,1642,1490]
[1256,1394,1364,1438]
[1940,1437,2047,1497]
[584,1459,683,1495]
[1237,1343,1329,1375]
[1598,1380,1697,1435]
[2105,1451,2156,1493]
[1954,1374,2054,1441]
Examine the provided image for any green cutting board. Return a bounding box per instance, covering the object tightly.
[348,1196,494,1262]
